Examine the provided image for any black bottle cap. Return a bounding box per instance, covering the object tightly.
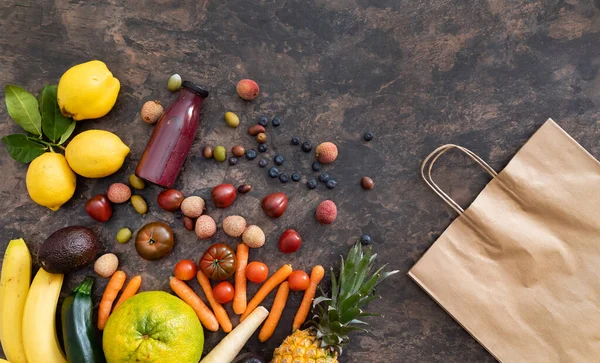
[182,81,209,98]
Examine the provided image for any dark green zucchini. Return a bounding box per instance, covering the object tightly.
[61,277,106,363]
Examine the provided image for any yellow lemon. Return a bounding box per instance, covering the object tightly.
[103,291,204,363]
[57,60,120,121]
[26,153,76,211]
[66,130,130,178]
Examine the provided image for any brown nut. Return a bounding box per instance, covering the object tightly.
[183,216,195,231]
[232,145,246,157]
[237,184,252,194]
[203,146,213,159]
[256,133,267,144]
[361,176,374,190]
[248,125,266,136]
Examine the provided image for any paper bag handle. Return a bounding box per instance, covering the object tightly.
[421,144,498,214]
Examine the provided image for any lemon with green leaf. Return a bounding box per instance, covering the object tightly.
[26,152,76,211]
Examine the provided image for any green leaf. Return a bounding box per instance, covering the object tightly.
[5,85,42,136]
[38,85,73,142]
[1,134,47,163]
[58,121,76,145]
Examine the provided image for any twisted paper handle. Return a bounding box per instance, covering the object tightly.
[421,144,498,214]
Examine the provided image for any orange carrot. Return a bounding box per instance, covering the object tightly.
[241,264,293,321]
[98,270,127,330]
[233,243,249,315]
[170,276,219,332]
[292,265,325,330]
[113,275,142,310]
[196,270,233,332]
[258,281,289,342]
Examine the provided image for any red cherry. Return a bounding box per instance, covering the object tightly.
[261,192,288,218]
[211,184,237,208]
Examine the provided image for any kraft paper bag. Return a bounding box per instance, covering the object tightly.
[409,119,600,362]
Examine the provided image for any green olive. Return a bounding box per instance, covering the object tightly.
[116,228,132,244]
[129,174,146,190]
[131,195,148,214]
[224,112,240,128]
[214,146,227,162]
[168,74,182,92]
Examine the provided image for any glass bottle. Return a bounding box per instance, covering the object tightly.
[135,81,209,188]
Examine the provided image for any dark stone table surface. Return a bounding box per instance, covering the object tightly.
[2,0,600,362]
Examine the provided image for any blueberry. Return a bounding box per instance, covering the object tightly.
[274,154,284,165]
[364,132,374,141]
[360,234,372,245]
[272,117,281,127]
[258,143,268,153]
[279,173,289,183]
[258,158,269,168]
[268,167,279,178]
[291,173,301,182]
[306,178,317,189]
[228,157,238,165]
[245,149,257,160]
[302,141,312,152]
[326,179,337,189]
[258,116,268,127]
[318,172,329,183]
[312,161,322,172]
[291,137,300,145]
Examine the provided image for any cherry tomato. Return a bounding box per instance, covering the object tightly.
[174,259,197,281]
[246,261,268,283]
[199,243,237,280]
[135,222,174,261]
[211,184,237,208]
[261,192,288,218]
[212,281,235,304]
[85,194,112,222]
[278,229,302,253]
[288,270,310,291]
[157,189,184,212]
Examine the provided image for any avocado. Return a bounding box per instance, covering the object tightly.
[39,226,98,274]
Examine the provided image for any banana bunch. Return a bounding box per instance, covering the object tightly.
[0,239,67,363]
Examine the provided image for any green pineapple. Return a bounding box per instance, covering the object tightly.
[272,242,398,363]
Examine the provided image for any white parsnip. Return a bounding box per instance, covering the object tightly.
[200,306,269,363]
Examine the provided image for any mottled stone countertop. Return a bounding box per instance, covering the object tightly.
[2,0,600,362]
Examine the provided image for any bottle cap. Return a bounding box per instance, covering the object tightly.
[182,81,209,98]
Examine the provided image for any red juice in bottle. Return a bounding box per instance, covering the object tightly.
[135,81,209,188]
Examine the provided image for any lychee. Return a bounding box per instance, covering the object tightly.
[107,183,131,204]
[316,200,337,224]
[195,215,217,239]
[236,79,259,100]
[181,196,205,218]
[223,215,247,237]
[141,100,164,124]
[242,225,265,248]
[315,142,338,164]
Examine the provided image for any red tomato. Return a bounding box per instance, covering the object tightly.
[246,261,268,283]
[174,259,197,281]
[278,229,302,253]
[211,184,237,208]
[157,189,184,212]
[85,194,112,222]
[199,243,237,280]
[288,270,310,291]
[213,281,235,304]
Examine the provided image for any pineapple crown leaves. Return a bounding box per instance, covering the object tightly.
[311,242,399,356]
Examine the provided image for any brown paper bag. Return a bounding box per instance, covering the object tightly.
[409,119,600,362]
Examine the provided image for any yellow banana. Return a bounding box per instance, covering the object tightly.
[0,359,11,363]
[22,268,66,363]
[0,238,31,363]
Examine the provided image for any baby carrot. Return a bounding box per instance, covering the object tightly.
[241,263,293,321]
[98,270,126,330]
[197,270,233,332]
[233,243,249,315]
[170,276,219,332]
[258,281,289,342]
[292,265,325,330]
[113,275,142,310]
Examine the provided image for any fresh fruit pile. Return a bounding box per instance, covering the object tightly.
[0,69,391,363]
